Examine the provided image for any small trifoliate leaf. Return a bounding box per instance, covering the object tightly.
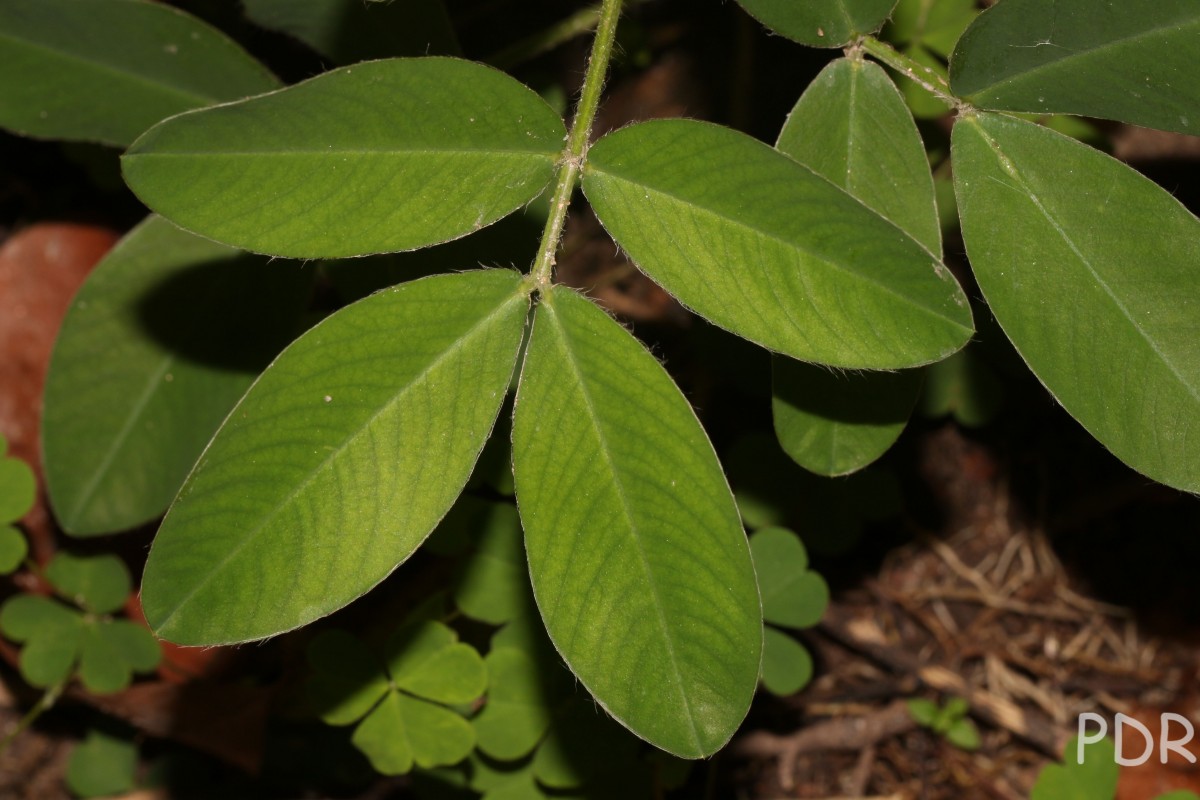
[945,717,982,750]
[101,619,161,673]
[473,647,555,761]
[307,629,390,725]
[14,613,83,689]
[0,594,77,641]
[400,693,476,769]
[907,698,940,727]
[78,622,135,694]
[760,626,814,696]
[65,730,137,799]
[749,528,829,629]
[377,618,487,705]
[0,450,35,523]
[453,502,528,625]
[0,526,27,574]
[1031,736,1118,800]
[45,553,131,614]
[352,690,414,776]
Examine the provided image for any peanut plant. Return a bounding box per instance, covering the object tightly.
[0,0,1197,792]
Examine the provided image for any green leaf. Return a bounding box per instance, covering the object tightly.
[1156,793,1200,800]
[100,620,161,673]
[897,43,956,119]
[0,526,27,574]
[386,622,486,705]
[400,693,476,769]
[307,629,390,726]
[122,58,566,259]
[78,621,135,694]
[0,594,78,641]
[46,553,131,615]
[0,451,35,523]
[907,697,940,727]
[352,690,415,776]
[778,57,941,255]
[511,285,762,758]
[583,119,972,369]
[773,359,924,476]
[452,502,529,625]
[919,347,1003,427]
[760,626,813,696]
[886,0,977,58]
[473,648,555,761]
[43,215,313,536]
[949,0,1200,135]
[945,716,981,750]
[0,0,279,147]
[66,730,137,799]
[953,113,1200,493]
[75,619,160,694]
[734,0,897,47]
[243,0,459,64]
[141,270,530,644]
[943,696,969,720]
[1032,736,1118,800]
[773,58,935,475]
[531,701,639,789]
[749,528,829,629]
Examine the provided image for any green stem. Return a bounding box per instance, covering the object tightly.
[0,679,66,754]
[529,0,623,287]
[858,35,960,108]
[488,0,644,70]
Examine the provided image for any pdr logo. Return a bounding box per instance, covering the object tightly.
[1078,713,1198,766]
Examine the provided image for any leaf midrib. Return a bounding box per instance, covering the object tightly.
[153,283,525,637]
[126,147,558,159]
[0,29,258,113]
[972,118,1200,407]
[961,16,1200,98]
[64,357,174,529]
[543,297,704,754]
[590,168,967,328]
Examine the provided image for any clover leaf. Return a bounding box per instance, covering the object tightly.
[306,620,485,775]
[468,612,688,797]
[908,696,982,752]
[0,554,159,692]
[0,434,35,524]
[45,553,130,614]
[65,729,137,798]
[0,526,28,574]
[749,527,829,697]
[1031,736,1118,800]
[0,434,33,575]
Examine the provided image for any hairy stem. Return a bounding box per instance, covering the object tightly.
[858,35,961,108]
[0,679,65,754]
[488,0,645,70]
[529,0,623,287]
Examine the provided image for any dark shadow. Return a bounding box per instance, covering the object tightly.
[135,254,312,371]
